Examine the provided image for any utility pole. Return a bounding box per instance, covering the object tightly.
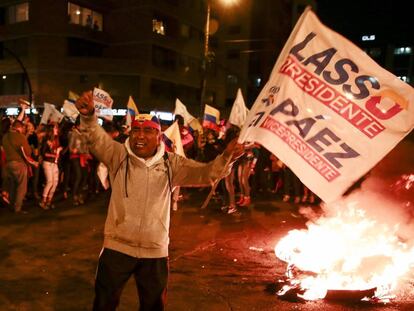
[199,0,211,118]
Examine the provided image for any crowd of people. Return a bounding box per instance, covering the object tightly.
[0,103,318,215]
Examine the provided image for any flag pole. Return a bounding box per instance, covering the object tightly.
[200,151,234,209]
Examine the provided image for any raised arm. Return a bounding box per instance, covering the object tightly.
[169,138,244,187]
[75,91,125,170]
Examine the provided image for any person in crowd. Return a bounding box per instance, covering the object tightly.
[282,166,302,204]
[2,120,36,213]
[39,124,62,209]
[60,121,74,200]
[26,120,41,200]
[236,143,258,207]
[251,146,271,195]
[170,114,196,211]
[220,125,240,214]
[0,116,12,205]
[74,90,244,311]
[68,120,89,206]
[269,154,284,194]
[302,185,316,204]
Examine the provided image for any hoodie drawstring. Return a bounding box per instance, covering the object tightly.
[125,155,129,198]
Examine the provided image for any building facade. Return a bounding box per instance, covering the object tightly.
[0,0,258,118]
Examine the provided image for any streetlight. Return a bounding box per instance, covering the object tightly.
[2,46,33,105]
[199,0,238,117]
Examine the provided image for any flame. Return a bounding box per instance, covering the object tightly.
[275,201,414,301]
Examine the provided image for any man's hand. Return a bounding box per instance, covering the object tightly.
[75,91,94,116]
[223,138,245,161]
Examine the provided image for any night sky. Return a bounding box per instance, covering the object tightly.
[316,0,412,45]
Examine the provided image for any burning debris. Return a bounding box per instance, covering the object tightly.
[274,200,414,302]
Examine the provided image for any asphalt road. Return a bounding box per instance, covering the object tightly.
[1,188,414,311]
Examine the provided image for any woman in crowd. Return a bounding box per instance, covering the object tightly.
[236,143,258,207]
[39,124,62,209]
[68,121,90,206]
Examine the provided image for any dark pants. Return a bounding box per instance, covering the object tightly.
[283,167,302,197]
[5,161,28,212]
[71,158,87,197]
[93,248,168,311]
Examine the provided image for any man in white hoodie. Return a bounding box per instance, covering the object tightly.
[75,91,244,311]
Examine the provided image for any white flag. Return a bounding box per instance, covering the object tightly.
[41,103,63,124]
[229,88,249,128]
[163,121,186,158]
[239,7,414,203]
[174,98,195,125]
[93,87,113,121]
[63,100,80,121]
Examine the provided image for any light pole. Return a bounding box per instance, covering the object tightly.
[199,0,211,117]
[199,0,239,117]
[2,46,33,105]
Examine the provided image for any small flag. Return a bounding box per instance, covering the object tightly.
[126,96,139,128]
[163,121,186,157]
[203,104,220,131]
[174,98,195,125]
[41,103,63,124]
[62,100,80,122]
[93,87,113,121]
[229,88,249,128]
[174,98,203,133]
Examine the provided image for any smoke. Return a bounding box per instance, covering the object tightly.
[313,140,414,243]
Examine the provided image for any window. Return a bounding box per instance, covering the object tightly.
[152,19,166,35]
[67,38,104,57]
[6,2,29,24]
[152,46,177,71]
[0,39,28,59]
[68,2,103,31]
[180,24,190,38]
[150,79,177,100]
[394,47,412,55]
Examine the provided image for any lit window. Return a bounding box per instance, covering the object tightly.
[15,3,29,22]
[153,19,166,35]
[68,2,103,31]
[6,2,29,24]
[394,47,412,55]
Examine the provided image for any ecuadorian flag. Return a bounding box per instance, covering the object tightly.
[203,104,220,131]
[126,96,139,127]
[127,96,139,118]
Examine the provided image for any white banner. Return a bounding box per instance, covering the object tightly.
[239,8,414,203]
[93,87,114,121]
[41,103,64,124]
